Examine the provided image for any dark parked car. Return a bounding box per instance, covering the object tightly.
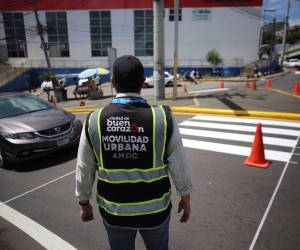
[0,93,83,168]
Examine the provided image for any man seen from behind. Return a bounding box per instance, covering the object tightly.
[76,55,192,250]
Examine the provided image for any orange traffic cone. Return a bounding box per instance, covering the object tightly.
[183,83,188,93]
[252,80,257,90]
[245,80,250,88]
[220,80,224,89]
[50,96,57,107]
[266,79,271,89]
[244,123,270,169]
[293,80,300,95]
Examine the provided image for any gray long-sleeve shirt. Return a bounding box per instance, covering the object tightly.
[75,95,192,202]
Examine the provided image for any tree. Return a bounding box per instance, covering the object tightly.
[206,49,223,68]
[206,49,223,75]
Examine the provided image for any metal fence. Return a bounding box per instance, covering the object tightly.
[8,57,245,69]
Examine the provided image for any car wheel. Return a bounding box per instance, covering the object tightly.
[166,81,173,87]
[0,148,7,169]
[143,82,149,88]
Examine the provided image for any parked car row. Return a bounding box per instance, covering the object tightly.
[0,93,83,168]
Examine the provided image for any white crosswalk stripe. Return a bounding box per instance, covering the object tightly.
[179,115,300,163]
[191,115,300,128]
[180,120,300,137]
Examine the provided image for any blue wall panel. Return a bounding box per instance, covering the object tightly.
[0,66,243,93]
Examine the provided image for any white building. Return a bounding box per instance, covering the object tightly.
[0,0,262,70]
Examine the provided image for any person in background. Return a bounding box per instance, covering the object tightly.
[26,74,33,93]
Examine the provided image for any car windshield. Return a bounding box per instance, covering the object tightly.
[0,94,52,119]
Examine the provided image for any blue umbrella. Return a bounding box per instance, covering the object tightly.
[78,68,98,79]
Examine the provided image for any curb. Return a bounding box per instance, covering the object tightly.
[65,106,300,120]
[197,70,290,83]
[170,107,300,120]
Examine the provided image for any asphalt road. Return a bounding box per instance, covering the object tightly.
[57,71,300,115]
[1,113,300,250]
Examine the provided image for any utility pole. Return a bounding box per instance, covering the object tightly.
[153,0,165,100]
[280,0,291,66]
[32,0,52,74]
[270,17,276,65]
[172,0,179,100]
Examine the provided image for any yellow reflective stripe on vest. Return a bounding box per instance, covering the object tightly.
[98,166,168,184]
[97,109,104,168]
[159,106,167,165]
[88,109,103,167]
[151,106,156,168]
[97,191,171,216]
[152,106,167,168]
[88,112,100,163]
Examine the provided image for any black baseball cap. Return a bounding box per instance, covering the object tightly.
[113,55,145,92]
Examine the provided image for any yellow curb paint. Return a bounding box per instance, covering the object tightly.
[170,107,300,120]
[174,112,300,123]
[64,105,99,110]
[65,108,97,113]
[66,107,300,120]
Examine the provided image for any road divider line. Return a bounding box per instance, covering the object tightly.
[0,202,77,250]
[4,170,75,204]
[191,115,300,128]
[182,139,292,162]
[189,88,230,94]
[289,161,298,165]
[179,121,300,137]
[269,88,300,99]
[179,128,297,147]
[249,136,300,250]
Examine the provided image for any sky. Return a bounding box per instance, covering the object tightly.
[263,0,300,25]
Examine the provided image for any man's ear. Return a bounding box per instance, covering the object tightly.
[111,76,116,89]
[139,77,146,89]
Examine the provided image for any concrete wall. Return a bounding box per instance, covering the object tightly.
[165,7,261,66]
[2,7,261,68]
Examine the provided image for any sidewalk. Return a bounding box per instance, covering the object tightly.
[34,72,300,120]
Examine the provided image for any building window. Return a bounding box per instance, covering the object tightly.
[134,10,153,56]
[90,11,112,57]
[46,12,69,57]
[169,9,182,21]
[3,12,27,58]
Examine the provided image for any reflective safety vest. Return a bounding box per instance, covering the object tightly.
[86,100,173,228]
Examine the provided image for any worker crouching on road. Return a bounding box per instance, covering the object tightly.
[75,55,192,250]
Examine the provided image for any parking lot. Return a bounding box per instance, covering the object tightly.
[1,113,300,250]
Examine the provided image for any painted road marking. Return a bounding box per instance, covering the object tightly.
[189,88,230,94]
[179,128,297,148]
[269,88,300,99]
[0,202,77,250]
[192,115,300,128]
[4,170,75,204]
[179,115,300,163]
[180,120,300,137]
[289,161,298,165]
[249,136,300,250]
[182,139,292,163]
